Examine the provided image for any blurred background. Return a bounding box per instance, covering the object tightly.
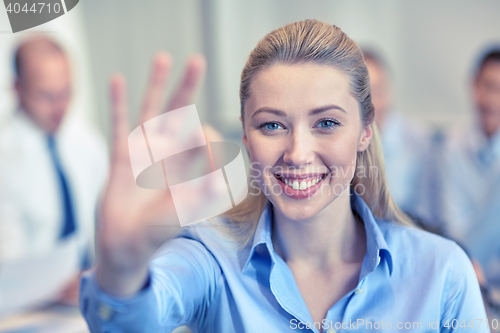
[2,0,500,139]
[1,0,500,332]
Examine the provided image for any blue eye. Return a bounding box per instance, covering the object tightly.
[259,122,284,131]
[316,119,339,129]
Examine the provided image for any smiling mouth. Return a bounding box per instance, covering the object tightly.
[274,173,327,190]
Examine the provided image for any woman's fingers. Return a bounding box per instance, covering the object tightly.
[110,74,130,164]
[139,52,172,124]
[165,54,207,112]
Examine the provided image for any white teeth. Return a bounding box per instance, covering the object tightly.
[277,174,325,191]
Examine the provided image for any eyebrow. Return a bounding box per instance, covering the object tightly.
[251,105,347,119]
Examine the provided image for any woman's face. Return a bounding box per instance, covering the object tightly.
[242,63,372,221]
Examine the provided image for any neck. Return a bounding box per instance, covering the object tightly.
[271,187,366,271]
[483,125,500,142]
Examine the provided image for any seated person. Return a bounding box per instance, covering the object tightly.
[363,49,435,227]
[80,20,488,332]
[439,47,500,313]
[0,36,108,316]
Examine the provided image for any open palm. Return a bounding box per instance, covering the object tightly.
[96,53,207,296]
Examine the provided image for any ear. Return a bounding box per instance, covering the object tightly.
[473,75,482,101]
[14,79,21,95]
[240,115,250,154]
[357,125,373,152]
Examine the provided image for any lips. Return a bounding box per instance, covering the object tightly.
[274,173,326,190]
[271,172,327,200]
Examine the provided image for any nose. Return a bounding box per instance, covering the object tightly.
[282,128,315,167]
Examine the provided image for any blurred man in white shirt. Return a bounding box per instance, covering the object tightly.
[0,36,108,317]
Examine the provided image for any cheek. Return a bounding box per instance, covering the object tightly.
[320,136,359,180]
[246,136,279,181]
[477,93,488,107]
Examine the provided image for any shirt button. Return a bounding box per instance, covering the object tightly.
[98,303,113,321]
[326,329,336,333]
[377,256,381,265]
[354,288,363,294]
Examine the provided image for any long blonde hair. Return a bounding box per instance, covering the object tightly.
[219,19,413,246]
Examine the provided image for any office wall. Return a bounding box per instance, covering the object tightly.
[80,0,207,140]
[201,0,500,137]
[3,0,497,140]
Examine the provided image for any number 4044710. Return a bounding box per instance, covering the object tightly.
[5,2,63,14]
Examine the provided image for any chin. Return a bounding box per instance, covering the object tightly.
[46,124,60,134]
[267,186,338,222]
[270,198,323,221]
[51,119,64,132]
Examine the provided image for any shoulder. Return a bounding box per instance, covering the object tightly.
[377,219,472,275]
[442,122,476,152]
[151,236,221,277]
[0,119,17,156]
[181,218,241,257]
[378,221,486,318]
[439,123,484,177]
[386,113,431,145]
[400,115,430,140]
[0,113,36,154]
[153,218,242,269]
[0,115,45,175]
[379,220,489,317]
[147,219,240,293]
[61,116,107,152]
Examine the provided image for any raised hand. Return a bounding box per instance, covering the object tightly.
[96,53,207,297]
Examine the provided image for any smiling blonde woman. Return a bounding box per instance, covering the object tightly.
[80,20,489,333]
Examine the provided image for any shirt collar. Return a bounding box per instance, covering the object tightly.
[240,201,274,272]
[14,106,73,141]
[350,188,394,277]
[467,120,500,159]
[241,188,393,276]
[15,108,45,135]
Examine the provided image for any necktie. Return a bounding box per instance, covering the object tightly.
[47,135,76,239]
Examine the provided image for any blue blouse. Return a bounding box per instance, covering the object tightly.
[80,191,490,332]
